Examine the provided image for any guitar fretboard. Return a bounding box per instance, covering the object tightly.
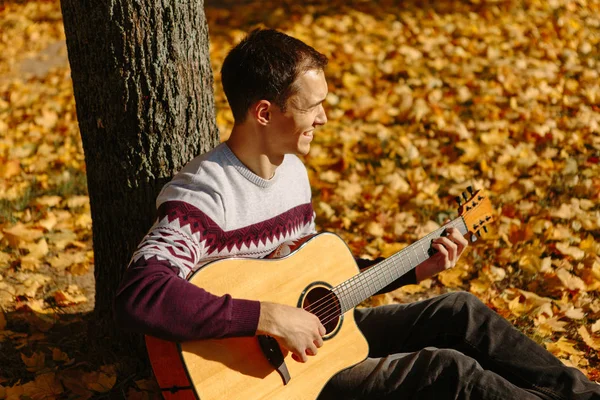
[333,217,468,313]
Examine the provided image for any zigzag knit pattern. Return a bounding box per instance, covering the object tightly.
[131,200,315,278]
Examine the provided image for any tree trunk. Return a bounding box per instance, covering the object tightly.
[60,0,218,347]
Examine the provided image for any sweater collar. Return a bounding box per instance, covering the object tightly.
[222,143,280,188]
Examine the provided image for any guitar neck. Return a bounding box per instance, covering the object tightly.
[333,217,469,313]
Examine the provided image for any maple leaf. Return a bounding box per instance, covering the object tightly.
[21,373,64,400]
[82,365,117,393]
[20,351,46,372]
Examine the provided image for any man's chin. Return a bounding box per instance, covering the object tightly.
[295,145,311,156]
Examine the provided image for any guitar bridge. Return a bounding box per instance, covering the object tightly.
[257,335,291,385]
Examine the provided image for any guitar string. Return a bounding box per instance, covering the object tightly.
[303,220,465,325]
[305,220,463,317]
[303,221,460,320]
[315,220,469,325]
[312,250,419,326]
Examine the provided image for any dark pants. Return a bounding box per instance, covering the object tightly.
[319,292,600,400]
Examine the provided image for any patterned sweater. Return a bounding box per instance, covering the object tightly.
[114,143,416,342]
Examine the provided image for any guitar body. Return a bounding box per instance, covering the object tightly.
[146,233,370,400]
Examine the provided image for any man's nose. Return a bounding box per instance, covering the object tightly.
[315,105,327,126]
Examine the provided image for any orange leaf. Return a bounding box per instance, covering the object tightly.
[21,351,46,372]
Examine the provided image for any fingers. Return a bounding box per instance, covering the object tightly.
[306,342,318,356]
[318,323,326,337]
[433,227,469,269]
[314,335,324,348]
[292,353,307,363]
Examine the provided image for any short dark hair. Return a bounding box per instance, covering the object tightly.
[221,28,329,123]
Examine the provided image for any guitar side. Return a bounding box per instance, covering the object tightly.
[147,232,370,400]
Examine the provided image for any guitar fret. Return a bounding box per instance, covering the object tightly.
[420,241,427,263]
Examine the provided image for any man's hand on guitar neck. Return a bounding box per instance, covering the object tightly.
[415,226,469,282]
[256,302,326,363]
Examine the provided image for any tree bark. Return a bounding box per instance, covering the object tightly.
[60,0,218,344]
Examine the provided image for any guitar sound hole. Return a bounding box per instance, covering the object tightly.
[302,286,341,336]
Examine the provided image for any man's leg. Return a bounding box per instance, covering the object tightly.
[319,347,544,400]
[320,292,599,400]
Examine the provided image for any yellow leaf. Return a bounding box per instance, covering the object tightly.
[335,181,363,203]
[35,109,58,129]
[563,308,585,320]
[556,242,585,260]
[20,351,45,372]
[399,284,426,294]
[551,204,574,219]
[54,285,87,307]
[0,160,21,179]
[366,222,385,238]
[2,223,44,248]
[46,230,77,250]
[65,196,89,209]
[555,269,586,291]
[37,212,58,231]
[535,316,566,337]
[48,252,85,271]
[592,320,600,333]
[438,267,467,288]
[545,337,583,358]
[35,196,63,208]
[25,239,49,259]
[469,278,491,294]
[578,326,600,351]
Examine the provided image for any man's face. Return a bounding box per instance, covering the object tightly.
[269,69,328,157]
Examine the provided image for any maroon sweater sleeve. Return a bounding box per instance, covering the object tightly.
[114,256,260,342]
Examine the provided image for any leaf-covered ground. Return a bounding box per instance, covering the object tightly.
[1,0,599,398]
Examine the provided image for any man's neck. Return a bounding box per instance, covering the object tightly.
[226,125,283,180]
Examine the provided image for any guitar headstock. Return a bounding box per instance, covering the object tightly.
[456,187,494,241]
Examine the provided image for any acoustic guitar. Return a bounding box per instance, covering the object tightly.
[146,187,494,400]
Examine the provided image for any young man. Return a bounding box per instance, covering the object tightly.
[115,29,599,399]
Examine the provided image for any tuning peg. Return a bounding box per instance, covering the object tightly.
[467,186,474,195]
[462,192,469,201]
[455,196,463,206]
[470,234,478,243]
[483,226,488,233]
[486,216,492,221]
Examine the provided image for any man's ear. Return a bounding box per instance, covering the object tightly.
[253,100,272,126]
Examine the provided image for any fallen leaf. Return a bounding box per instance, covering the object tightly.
[577,326,600,351]
[21,351,46,372]
[2,223,44,247]
[556,269,586,292]
[54,285,87,307]
[82,365,117,393]
[545,337,583,358]
[21,372,64,400]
